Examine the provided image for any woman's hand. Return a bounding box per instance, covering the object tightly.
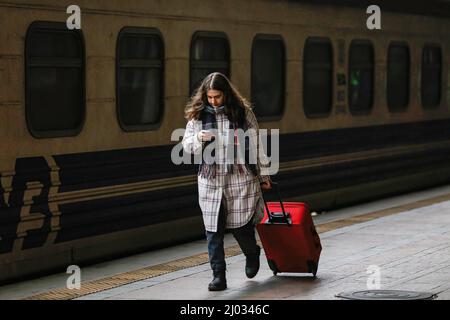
[197,130,215,142]
[260,180,272,190]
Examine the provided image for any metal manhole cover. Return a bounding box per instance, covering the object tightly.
[336,290,437,300]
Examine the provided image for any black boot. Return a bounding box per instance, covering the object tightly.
[245,246,261,279]
[208,270,227,291]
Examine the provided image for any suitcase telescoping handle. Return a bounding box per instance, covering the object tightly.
[262,182,292,226]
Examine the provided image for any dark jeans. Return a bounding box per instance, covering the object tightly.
[206,199,259,272]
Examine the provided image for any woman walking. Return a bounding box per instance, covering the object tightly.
[182,72,272,291]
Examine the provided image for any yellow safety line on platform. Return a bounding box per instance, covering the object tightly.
[22,192,450,300]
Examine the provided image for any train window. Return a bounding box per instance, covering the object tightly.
[387,42,410,112]
[190,31,230,94]
[251,34,285,119]
[25,21,85,138]
[117,27,164,131]
[303,37,333,118]
[421,45,442,109]
[348,40,374,115]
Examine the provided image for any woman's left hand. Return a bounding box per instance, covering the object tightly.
[260,181,272,190]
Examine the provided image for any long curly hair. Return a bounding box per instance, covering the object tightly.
[185,73,252,127]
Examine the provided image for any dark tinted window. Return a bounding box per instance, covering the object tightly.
[190,32,230,94]
[348,40,374,114]
[421,45,442,109]
[251,35,285,119]
[303,37,333,117]
[387,43,410,112]
[25,21,85,138]
[117,27,164,131]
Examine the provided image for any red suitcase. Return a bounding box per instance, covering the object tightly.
[256,183,322,277]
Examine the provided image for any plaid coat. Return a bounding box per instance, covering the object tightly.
[182,108,271,232]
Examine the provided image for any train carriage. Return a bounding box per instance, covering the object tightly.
[0,0,449,283]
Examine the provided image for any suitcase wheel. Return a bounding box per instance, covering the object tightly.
[307,260,318,278]
[267,259,279,276]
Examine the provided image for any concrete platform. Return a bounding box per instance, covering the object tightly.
[74,198,450,300]
[2,184,450,300]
